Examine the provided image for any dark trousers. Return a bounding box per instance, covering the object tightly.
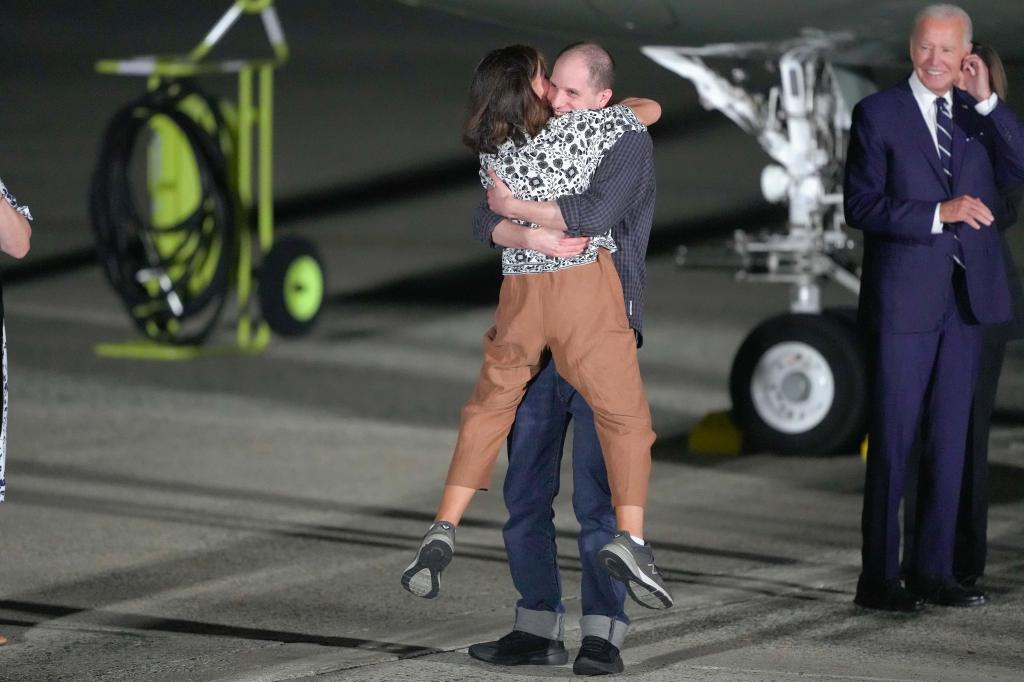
[904,334,1005,580]
[861,271,982,586]
[502,354,628,630]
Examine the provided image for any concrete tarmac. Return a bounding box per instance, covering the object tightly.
[2,1,1024,680]
[2,257,1023,681]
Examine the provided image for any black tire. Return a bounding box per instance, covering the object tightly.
[729,312,866,455]
[258,236,326,337]
[823,305,858,328]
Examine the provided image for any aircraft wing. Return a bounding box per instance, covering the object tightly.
[398,0,1024,65]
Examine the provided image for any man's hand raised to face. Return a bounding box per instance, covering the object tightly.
[960,54,992,102]
[940,195,994,230]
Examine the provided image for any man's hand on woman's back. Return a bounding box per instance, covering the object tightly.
[525,226,590,258]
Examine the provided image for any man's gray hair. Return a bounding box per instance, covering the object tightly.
[557,42,615,91]
[913,4,973,47]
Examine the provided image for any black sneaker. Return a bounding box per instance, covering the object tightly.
[598,531,673,609]
[573,636,623,676]
[401,521,455,598]
[468,630,568,666]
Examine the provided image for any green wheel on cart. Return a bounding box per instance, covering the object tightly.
[259,236,325,336]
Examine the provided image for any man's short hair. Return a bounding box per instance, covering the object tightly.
[912,3,973,47]
[556,42,615,91]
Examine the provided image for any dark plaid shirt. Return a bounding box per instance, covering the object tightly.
[473,130,656,342]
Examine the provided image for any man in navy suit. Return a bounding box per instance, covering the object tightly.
[844,3,1024,612]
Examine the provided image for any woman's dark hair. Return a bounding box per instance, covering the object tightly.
[972,43,1008,101]
[463,45,550,155]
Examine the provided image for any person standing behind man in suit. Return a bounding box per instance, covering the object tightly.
[903,43,1024,590]
[948,44,1024,586]
[844,3,1024,612]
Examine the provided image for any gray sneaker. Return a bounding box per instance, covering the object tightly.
[401,521,455,598]
[598,531,673,609]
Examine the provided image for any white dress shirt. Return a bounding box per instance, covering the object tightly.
[907,72,999,233]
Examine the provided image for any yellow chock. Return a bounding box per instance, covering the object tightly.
[860,435,869,462]
[688,410,743,456]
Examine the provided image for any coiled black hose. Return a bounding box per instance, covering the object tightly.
[90,81,234,345]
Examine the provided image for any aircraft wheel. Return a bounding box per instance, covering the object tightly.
[259,236,325,337]
[729,312,866,455]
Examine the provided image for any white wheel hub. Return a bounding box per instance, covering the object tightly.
[750,341,835,434]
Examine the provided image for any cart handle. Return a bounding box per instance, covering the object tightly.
[191,0,288,62]
[97,0,288,77]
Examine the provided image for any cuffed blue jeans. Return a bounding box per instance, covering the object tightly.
[502,353,629,647]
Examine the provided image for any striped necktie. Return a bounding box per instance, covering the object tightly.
[935,97,953,189]
[936,97,965,268]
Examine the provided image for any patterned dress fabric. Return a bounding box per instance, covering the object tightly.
[1,324,7,502]
[478,104,646,275]
[0,178,34,222]
[0,176,31,503]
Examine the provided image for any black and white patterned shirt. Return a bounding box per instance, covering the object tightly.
[0,178,33,222]
[479,104,645,275]
[474,128,656,341]
[0,175,28,503]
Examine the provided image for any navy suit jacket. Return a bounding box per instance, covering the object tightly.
[845,80,1024,333]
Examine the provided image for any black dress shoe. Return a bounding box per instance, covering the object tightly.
[908,578,988,608]
[854,580,925,613]
[573,636,624,676]
[469,630,568,666]
[954,573,980,588]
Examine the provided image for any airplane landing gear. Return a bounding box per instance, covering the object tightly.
[644,36,876,454]
[730,310,865,454]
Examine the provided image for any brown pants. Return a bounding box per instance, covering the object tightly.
[445,250,655,507]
